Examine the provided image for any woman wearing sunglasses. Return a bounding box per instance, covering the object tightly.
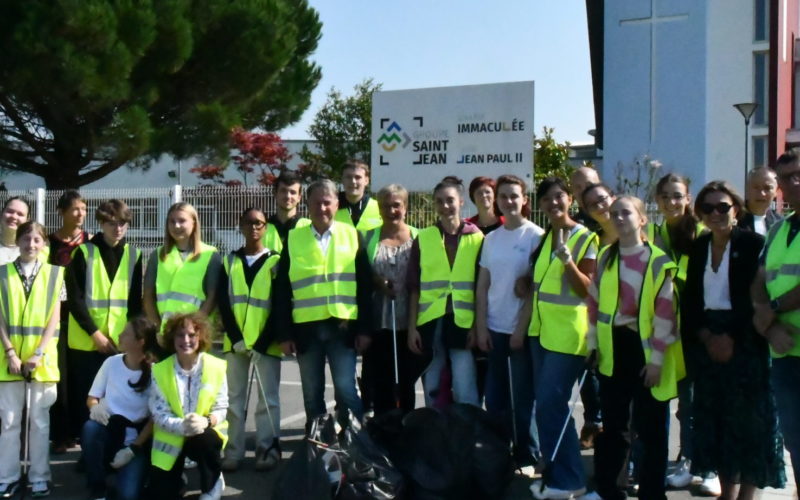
[681,181,785,500]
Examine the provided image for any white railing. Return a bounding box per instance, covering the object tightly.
[4,185,656,262]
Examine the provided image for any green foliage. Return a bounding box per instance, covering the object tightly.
[0,0,322,188]
[534,126,574,184]
[300,79,381,180]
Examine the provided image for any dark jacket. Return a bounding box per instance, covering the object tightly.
[682,227,764,345]
[739,208,781,234]
[217,248,278,351]
[269,224,373,353]
[65,233,143,335]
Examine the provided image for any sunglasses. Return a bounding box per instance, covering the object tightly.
[699,202,733,215]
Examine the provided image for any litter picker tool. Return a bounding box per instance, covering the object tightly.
[391,299,401,409]
[537,367,589,494]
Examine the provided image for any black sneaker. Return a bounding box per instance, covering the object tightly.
[0,481,19,499]
[31,481,50,497]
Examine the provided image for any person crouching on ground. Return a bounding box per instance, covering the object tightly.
[148,312,228,500]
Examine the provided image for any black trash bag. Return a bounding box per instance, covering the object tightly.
[367,405,513,500]
[272,441,333,500]
[336,424,405,500]
[385,407,467,500]
[446,404,514,499]
[273,414,346,500]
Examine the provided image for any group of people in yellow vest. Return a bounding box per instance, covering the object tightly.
[0,152,799,500]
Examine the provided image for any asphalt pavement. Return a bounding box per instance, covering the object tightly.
[47,355,796,499]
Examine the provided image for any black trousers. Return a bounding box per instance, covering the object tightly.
[149,427,223,500]
[362,329,424,415]
[594,326,669,500]
[50,313,72,443]
[67,348,109,438]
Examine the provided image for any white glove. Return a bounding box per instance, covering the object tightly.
[554,244,572,264]
[182,412,209,436]
[89,399,110,426]
[110,447,135,469]
[232,340,247,354]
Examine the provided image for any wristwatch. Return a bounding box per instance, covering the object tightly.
[206,415,213,428]
[34,347,43,357]
[770,298,781,312]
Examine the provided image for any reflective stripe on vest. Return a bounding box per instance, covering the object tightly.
[0,263,63,382]
[645,221,705,290]
[334,198,382,233]
[365,226,419,263]
[594,244,685,401]
[150,353,229,471]
[155,243,217,328]
[528,227,597,355]
[765,215,800,358]
[223,252,282,357]
[68,243,140,351]
[288,224,359,323]
[416,227,483,328]
[262,218,311,254]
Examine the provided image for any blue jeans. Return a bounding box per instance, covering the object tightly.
[421,317,478,406]
[531,339,587,491]
[772,356,800,492]
[296,322,363,427]
[484,331,538,463]
[81,420,148,500]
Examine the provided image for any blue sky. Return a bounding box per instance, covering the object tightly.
[280,1,596,145]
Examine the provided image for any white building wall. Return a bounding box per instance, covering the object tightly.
[603,0,708,193]
[706,0,767,194]
[0,140,317,190]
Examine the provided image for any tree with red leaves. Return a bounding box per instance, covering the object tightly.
[190,128,291,186]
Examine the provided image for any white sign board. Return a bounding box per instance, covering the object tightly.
[371,81,534,192]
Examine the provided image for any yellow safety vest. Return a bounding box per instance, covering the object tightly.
[151,353,229,471]
[528,226,597,356]
[764,215,800,358]
[262,218,311,254]
[335,197,382,233]
[0,262,63,382]
[594,243,685,401]
[68,243,141,351]
[646,221,704,289]
[364,225,419,263]
[288,224,359,323]
[416,227,484,328]
[155,243,217,327]
[223,252,282,357]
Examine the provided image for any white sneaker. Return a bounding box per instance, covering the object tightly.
[698,473,721,497]
[666,459,692,488]
[198,474,225,500]
[530,480,587,499]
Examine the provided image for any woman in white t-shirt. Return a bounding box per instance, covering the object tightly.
[0,197,29,266]
[476,175,544,467]
[81,317,157,500]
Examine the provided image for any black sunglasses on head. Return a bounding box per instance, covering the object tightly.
[699,202,733,215]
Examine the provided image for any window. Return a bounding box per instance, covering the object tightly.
[755,0,770,42]
[753,135,768,168]
[754,51,769,125]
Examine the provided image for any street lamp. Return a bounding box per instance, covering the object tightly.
[733,102,758,189]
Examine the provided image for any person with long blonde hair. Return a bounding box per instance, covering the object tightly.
[583,196,683,500]
[143,202,221,331]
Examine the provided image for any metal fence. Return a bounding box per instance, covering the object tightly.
[4,185,625,263]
